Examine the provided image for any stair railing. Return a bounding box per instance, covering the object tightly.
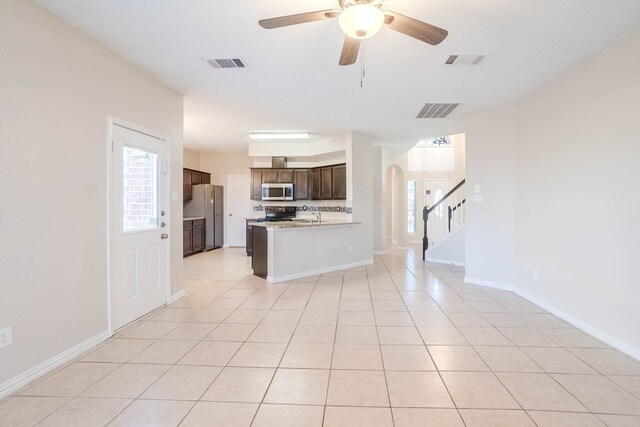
[422,179,466,260]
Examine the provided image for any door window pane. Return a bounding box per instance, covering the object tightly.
[434,188,445,219]
[123,146,158,232]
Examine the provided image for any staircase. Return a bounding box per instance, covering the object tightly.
[422,179,466,260]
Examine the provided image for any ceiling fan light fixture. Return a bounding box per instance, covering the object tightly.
[338,4,385,40]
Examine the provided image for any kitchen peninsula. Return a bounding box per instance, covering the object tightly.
[250,220,370,282]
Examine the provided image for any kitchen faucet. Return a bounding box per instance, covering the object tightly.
[312,211,322,223]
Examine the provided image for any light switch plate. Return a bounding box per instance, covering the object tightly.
[357,185,364,191]
[171,191,179,202]
[474,184,481,194]
[473,195,485,203]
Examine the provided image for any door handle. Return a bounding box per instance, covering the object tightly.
[161,233,169,239]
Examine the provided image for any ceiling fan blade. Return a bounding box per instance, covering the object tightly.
[339,36,360,66]
[383,11,448,45]
[259,10,340,29]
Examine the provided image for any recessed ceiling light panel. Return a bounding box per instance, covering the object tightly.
[249,132,310,140]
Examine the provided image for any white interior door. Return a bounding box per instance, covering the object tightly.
[226,175,251,246]
[110,124,168,330]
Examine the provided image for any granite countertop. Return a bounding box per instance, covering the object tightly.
[249,220,360,229]
[183,217,205,221]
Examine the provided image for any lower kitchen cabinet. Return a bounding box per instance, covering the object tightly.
[246,219,254,256]
[183,219,205,257]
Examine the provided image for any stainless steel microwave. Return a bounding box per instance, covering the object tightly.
[262,183,294,201]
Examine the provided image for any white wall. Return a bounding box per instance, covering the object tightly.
[464,105,516,288]
[347,131,375,259]
[427,226,466,266]
[200,151,253,187]
[183,148,201,170]
[512,26,640,357]
[0,0,183,390]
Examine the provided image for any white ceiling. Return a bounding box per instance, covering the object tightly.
[36,0,640,152]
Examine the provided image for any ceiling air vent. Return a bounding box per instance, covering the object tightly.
[207,58,247,69]
[416,103,460,119]
[445,54,486,65]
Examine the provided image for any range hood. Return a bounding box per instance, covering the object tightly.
[271,157,287,168]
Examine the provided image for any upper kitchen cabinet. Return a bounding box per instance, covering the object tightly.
[331,164,347,200]
[183,168,212,201]
[250,164,346,201]
[278,169,294,183]
[262,169,294,184]
[262,169,278,184]
[192,171,202,185]
[320,167,332,199]
[312,169,321,200]
[251,169,263,200]
[293,169,310,200]
[183,169,192,200]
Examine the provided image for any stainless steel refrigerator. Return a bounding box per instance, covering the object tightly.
[183,184,223,250]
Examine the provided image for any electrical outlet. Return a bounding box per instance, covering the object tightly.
[0,326,12,350]
[473,194,485,203]
[532,269,538,280]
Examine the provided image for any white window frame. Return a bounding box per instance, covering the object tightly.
[407,180,417,234]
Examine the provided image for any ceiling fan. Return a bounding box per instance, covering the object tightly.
[258,0,448,66]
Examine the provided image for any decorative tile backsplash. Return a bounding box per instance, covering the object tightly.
[253,205,352,214]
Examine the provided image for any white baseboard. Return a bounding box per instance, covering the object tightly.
[426,257,466,267]
[464,277,514,292]
[267,259,374,283]
[0,330,110,398]
[464,277,640,361]
[168,290,185,304]
[373,250,387,255]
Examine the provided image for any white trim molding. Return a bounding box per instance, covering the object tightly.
[464,277,640,361]
[0,330,110,398]
[168,290,185,305]
[426,257,466,267]
[267,259,374,283]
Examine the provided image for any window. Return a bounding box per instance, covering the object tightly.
[407,181,416,233]
[407,136,455,171]
[122,146,158,232]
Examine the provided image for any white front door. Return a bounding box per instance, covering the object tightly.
[110,124,168,330]
[227,175,251,246]
[424,179,454,244]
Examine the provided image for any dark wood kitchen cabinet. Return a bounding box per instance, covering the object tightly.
[331,164,347,200]
[250,163,346,201]
[262,169,278,183]
[278,169,294,183]
[183,221,192,257]
[262,169,293,184]
[312,169,321,200]
[183,168,211,200]
[246,219,254,256]
[251,169,263,200]
[294,169,310,200]
[183,169,192,201]
[320,167,333,200]
[183,219,205,257]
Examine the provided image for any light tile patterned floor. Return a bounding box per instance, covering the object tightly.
[2,247,640,426]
